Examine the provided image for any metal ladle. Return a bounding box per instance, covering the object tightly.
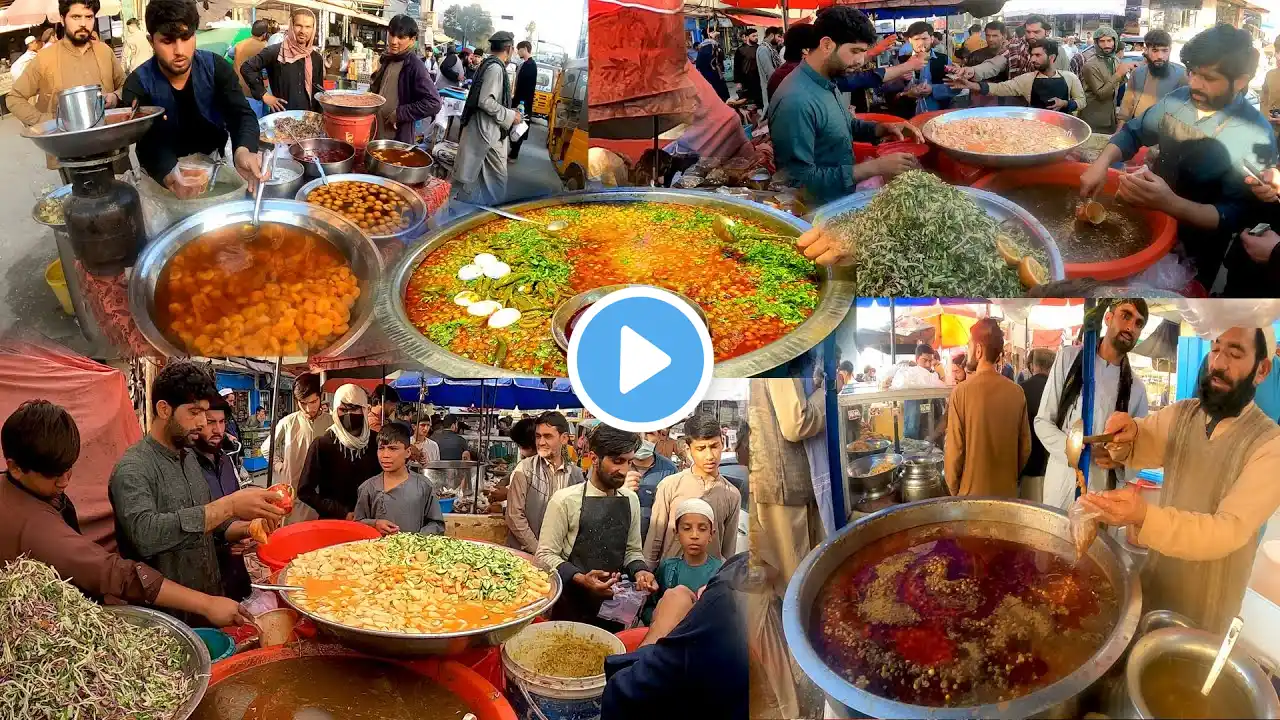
[311,154,329,185]
[1064,418,1117,471]
[239,150,276,240]
[466,203,567,235]
[712,214,795,244]
[1202,616,1245,696]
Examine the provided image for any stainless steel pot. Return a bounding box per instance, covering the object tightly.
[365,139,434,185]
[290,137,357,177]
[1117,626,1280,719]
[128,199,382,358]
[898,456,948,503]
[847,452,902,503]
[57,84,106,132]
[423,459,485,497]
[784,497,1143,720]
[846,438,892,461]
[295,173,428,244]
[259,157,307,200]
[377,188,856,378]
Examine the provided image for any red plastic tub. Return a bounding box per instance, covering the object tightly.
[909,108,956,130]
[935,151,988,186]
[617,627,648,653]
[971,162,1177,281]
[853,142,877,163]
[208,644,517,720]
[854,112,907,126]
[255,519,381,572]
[876,140,931,160]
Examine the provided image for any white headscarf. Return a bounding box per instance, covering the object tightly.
[330,384,371,458]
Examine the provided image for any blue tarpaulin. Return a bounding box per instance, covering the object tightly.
[387,375,582,410]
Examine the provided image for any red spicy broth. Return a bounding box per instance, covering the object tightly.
[810,522,1119,708]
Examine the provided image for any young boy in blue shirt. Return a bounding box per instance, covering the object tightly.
[645,498,723,623]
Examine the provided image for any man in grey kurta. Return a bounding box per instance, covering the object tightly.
[453,31,518,205]
[757,26,784,109]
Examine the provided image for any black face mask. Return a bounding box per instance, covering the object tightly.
[341,413,365,434]
[1198,364,1259,421]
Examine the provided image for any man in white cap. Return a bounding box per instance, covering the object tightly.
[217,388,242,456]
[658,498,723,593]
[1086,323,1280,634]
[11,36,39,82]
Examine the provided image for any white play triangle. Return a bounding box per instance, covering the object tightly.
[619,325,671,395]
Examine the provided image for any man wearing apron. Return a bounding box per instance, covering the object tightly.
[949,39,1085,114]
[536,424,657,631]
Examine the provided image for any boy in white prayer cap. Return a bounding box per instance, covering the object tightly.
[644,498,724,623]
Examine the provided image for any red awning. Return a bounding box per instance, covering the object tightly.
[724,10,783,25]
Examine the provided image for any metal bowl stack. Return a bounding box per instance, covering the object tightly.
[128,199,383,358]
[920,106,1092,169]
[104,605,210,720]
[274,539,563,657]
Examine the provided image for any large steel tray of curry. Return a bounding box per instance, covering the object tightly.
[378,189,855,377]
[783,497,1143,720]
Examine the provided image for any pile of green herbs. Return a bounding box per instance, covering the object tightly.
[380,534,541,604]
[829,171,1048,296]
[0,558,193,720]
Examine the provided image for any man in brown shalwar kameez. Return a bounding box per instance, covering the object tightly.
[1087,324,1280,633]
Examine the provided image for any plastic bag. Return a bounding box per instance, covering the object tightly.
[130,153,247,237]
[1068,496,1103,563]
[1131,253,1196,294]
[598,579,649,627]
[240,589,279,617]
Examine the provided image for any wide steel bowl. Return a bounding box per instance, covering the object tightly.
[551,284,709,353]
[259,109,324,145]
[378,188,856,378]
[104,605,210,720]
[813,185,1067,287]
[847,451,902,502]
[921,106,1092,169]
[846,437,891,460]
[259,157,307,200]
[290,137,357,177]
[296,173,428,244]
[128,199,382,358]
[32,184,72,227]
[22,106,163,159]
[275,539,563,657]
[315,89,386,117]
[365,139,435,185]
[784,497,1142,720]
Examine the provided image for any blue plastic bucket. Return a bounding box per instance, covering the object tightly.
[439,497,456,514]
[500,621,625,720]
[194,627,235,662]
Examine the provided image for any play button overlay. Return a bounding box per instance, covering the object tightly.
[569,286,713,433]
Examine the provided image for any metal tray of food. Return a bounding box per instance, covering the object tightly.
[921,106,1092,169]
[376,188,857,378]
[813,185,1066,285]
[314,89,386,117]
[105,605,210,719]
[259,110,324,144]
[274,539,563,657]
[128,199,382,358]
[22,106,164,159]
[296,173,428,243]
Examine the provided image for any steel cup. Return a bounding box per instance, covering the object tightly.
[56,84,106,133]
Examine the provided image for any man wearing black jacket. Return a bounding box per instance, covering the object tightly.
[1018,348,1055,502]
[240,8,323,112]
[509,40,537,160]
[123,0,262,197]
[732,28,762,107]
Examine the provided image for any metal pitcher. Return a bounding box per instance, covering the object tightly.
[56,84,106,133]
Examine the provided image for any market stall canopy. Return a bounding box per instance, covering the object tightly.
[0,338,142,550]
[589,0,698,133]
[1000,0,1121,14]
[196,26,251,56]
[231,0,389,26]
[1132,319,1180,363]
[723,9,785,24]
[388,376,583,410]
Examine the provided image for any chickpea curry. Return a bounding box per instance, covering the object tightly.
[286,534,553,635]
[155,223,360,356]
[404,203,821,375]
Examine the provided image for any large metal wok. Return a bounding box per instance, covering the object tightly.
[783,497,1142,719]
[129,199,382,358]
[921,106,1093,169]
[275,538,563,657]
[377,189,856,378]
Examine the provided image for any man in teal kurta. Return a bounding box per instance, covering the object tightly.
[767,5,922,205]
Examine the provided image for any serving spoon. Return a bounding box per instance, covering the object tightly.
[1064,418,1117,471]
[239,150,276,240]
[1201,616,1244,696]
[712,214,796,244]
[463,202,568,235]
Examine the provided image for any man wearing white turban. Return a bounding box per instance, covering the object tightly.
[1087,324,1280,633]
[298,384,382,520]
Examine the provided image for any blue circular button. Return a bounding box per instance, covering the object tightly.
[568,286,713,433]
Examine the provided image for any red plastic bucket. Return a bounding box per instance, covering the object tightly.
[971,162,1177,281]
[876,141,930,160]
[935,151,988,186]
[208,645,517,720]
[323,113,378,152]
[255,519,381,572]
[617,627,647,653]
[853,142,877,163]
[854,112,906,125]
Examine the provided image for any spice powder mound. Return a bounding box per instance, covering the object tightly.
[810,524,1120,708]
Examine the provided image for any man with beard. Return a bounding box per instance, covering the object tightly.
[1117,29,1187,127]
[537,424,657,630]
[193,396,252,601]
[240,8,324,112]
[944,318,1032,498]
[2,401,251,628]
[1087,324,1280,634]
[950,40,1085,114]
[506,411,585,554]
[298,384,382,520]
[1035,300,1150,508]
[1081,25,1277,293]
[124,0,263,198]
[767,6,921,206]
[757,26,783,109]
[7,0,126,181]
[733,28,762,108]
[963,21,1011,107]
[695,29,730,102]
[1080,27,1136,134]
[110,362,285,624]
[263,372,330,523]
[454,31,520,205]
[883,21,955,119]
[951,14,1053,86]
[370,15,441,144]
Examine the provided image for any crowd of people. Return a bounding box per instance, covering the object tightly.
[8,0,541,204]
